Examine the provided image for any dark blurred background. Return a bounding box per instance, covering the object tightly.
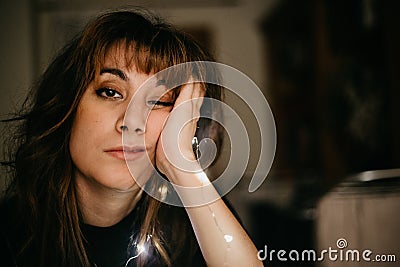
[1,0,399,266]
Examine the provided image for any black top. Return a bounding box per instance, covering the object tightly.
[82,207,137,267]
[0,195,206,266]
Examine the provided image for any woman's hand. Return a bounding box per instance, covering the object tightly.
[153,82,262,267]
[155,81,205,182]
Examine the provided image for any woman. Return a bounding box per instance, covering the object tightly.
[0,10,261,267]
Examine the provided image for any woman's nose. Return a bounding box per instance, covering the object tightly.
[119,125,144,135]
[116,102,147,135]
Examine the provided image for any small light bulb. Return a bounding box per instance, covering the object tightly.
[137,244,145,254]
[224,234,233,243]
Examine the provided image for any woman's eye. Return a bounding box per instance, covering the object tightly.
[147,100,174,109]
[95,88,123,99]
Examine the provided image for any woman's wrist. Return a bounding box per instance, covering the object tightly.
[163,160,207,187]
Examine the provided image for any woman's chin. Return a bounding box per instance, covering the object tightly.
[112,182,142,193]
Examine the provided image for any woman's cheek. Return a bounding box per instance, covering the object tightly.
[145,110,169,147]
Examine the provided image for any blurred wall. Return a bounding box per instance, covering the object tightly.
[0,0,33,191]
[0,0,33,118]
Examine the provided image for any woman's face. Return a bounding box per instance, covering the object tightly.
[69,45,173,191]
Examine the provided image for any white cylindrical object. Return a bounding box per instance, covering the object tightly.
[316,169,400,267]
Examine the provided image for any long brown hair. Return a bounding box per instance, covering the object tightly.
[1,9,223,266]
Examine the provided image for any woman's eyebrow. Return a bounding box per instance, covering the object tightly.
[99,68,128,81]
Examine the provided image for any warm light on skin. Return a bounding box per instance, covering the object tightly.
[196,171,212,185]
[70,44,174,192]
[69,44,176,227]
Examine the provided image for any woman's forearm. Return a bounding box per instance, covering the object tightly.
[167,168,263,267]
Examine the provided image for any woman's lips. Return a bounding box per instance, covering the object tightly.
[105,146,146,161]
